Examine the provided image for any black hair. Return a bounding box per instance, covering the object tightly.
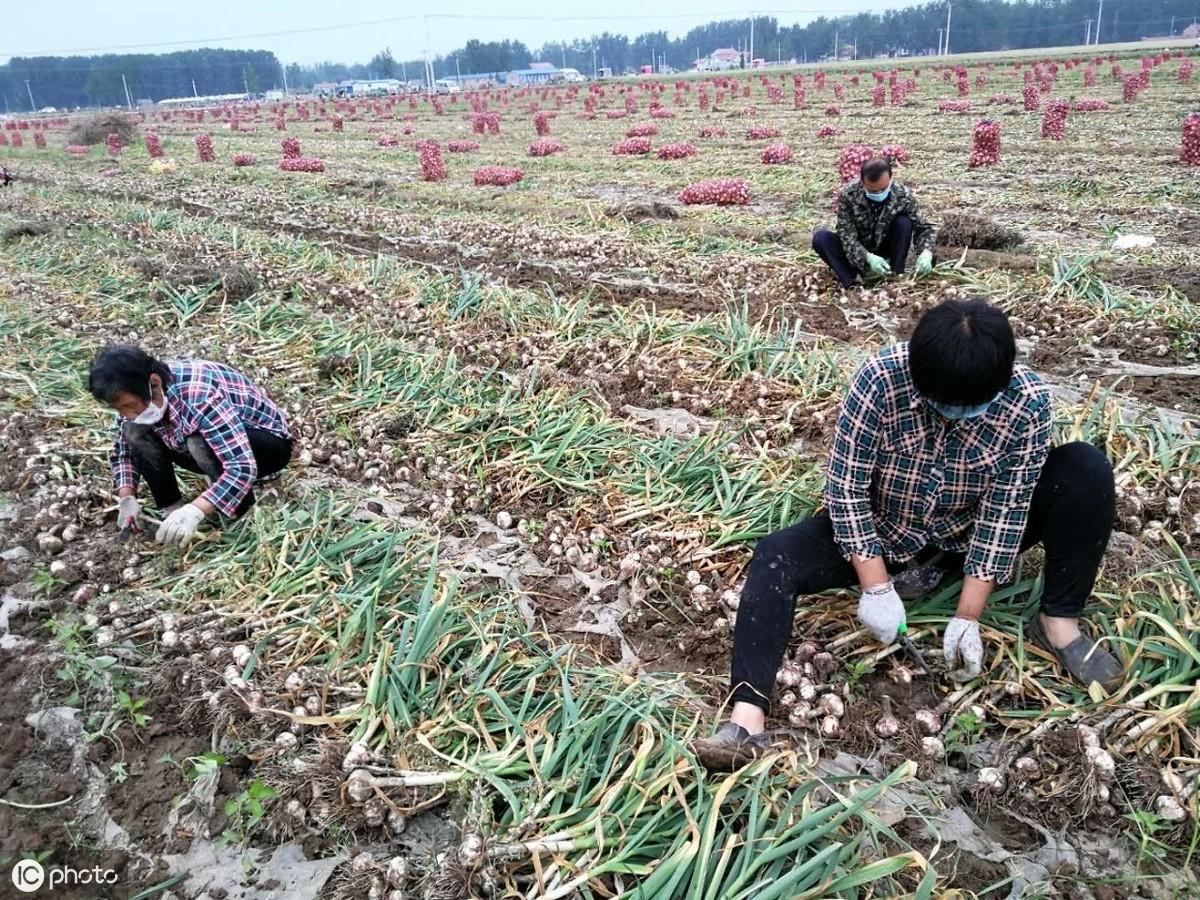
[86,345,173,404]
[908,298,1015,406]
[860,158,893,183]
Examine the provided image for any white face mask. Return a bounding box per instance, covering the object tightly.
[132,379,166,425]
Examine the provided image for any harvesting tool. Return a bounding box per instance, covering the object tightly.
[896,622,930,676]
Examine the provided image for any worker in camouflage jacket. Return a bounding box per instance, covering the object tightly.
[812,157,937,288]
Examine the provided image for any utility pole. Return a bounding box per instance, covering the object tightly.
[1169,15,1175,35]
[777,40,781,63]
[192,78,198,98]
[25,79,35,111]
[122,73,133,109]
[833,27,839,61]
[938,28,944,56]
[1094,0,1104,44]
[1084,19,1092,45]
[749,16,755,66]
[853,37,858,60]
[243,72,250,96]
[455,56,461,81]
[592,45,597,78]
[944,2,953,56]
[423,15,434,91]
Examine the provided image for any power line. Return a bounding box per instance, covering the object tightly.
[20,11,1166,67]
[3,16,422,57]
[2,8,874,58]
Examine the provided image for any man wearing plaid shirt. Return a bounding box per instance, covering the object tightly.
[88,345,293,548]
[694,298,1123,770]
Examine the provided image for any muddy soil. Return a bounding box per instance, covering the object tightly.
[0,647,143,899]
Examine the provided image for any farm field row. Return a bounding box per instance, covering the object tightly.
[0,47,1198,899]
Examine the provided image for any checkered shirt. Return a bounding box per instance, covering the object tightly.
[824,342,1052,583]
[110,360,291,517]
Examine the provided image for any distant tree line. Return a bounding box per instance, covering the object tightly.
[0,49,282,111]
[2,0,1197,110]
[387,0,1200,81]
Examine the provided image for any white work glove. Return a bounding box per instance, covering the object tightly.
[117,495,142,534]
[857,582,906,644]
[155,503,206,548]
[943,616,983,681]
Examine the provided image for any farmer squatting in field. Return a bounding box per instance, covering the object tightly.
[812,156,936,288]
[693,298,1125,770]
[87,345,294,548]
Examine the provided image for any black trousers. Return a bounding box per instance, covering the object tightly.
[124,423,293,518]
[730,441,1115,711]
[812,214,914,288]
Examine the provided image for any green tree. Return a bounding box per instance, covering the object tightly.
[285,63,305,90]
[369,48,397,79]
[85,65,124,107]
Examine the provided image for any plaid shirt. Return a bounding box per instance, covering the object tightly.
[110,360,291,517]
[825,343,1051,583]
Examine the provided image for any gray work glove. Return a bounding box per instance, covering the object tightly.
[117,495,142,534]
[857,582,905,644]
[944,616,984,681]
[156,503,206,548]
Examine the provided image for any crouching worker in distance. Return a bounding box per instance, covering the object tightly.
[812,156,936,288]
[88,345,294,548]
[693,298,1124,770]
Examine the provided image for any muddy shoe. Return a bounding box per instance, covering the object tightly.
[892,563,950,600]
[1026,616,1125,693]
[691,723,772,771]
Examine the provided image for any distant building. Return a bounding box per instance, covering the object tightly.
[349,79,403,97]
[506,67,567,85]
[1183,23,1200,38]
[696,48,741,71]
[158,93,247,109]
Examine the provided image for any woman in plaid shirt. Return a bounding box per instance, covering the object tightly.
[694,299,1124,769]
[88,345,293,548]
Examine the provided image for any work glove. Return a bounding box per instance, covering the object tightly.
[116,495,142,534]
[914,249,934,276]
[156,503,206,548]
[865,253,892,277]
[943,616,984,681]
[857,582,906,644]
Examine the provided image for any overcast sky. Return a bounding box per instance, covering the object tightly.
[3,1,922,66]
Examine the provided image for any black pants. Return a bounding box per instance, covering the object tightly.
[124,423,293,518]
[730,441,1115,711]
[811,215,914,288]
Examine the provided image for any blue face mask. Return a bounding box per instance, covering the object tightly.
[926,395,998,420]
[865,185,891,202]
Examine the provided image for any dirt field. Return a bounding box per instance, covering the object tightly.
[1,46,1198,900]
